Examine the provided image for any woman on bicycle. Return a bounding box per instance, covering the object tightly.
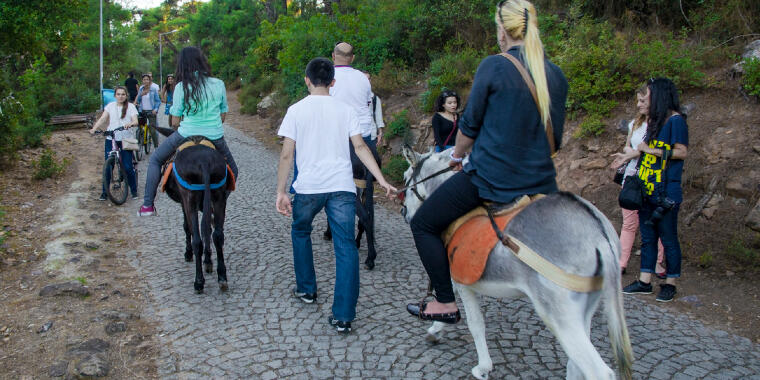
[162,74,176,129]
[138,46,239,217]
[89,86,139,200]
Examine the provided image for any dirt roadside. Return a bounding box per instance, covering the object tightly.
[0,131,159,379]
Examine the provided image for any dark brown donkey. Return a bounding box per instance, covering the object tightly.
[157,127,230,293]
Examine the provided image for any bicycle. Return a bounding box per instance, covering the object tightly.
[135,112,155,160]
[96,127,139,205]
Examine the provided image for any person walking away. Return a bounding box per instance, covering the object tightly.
[162,74,177,130]
[275,58,395,333]
[89,86,139,200]
[137,46,239,217]
[405,0,568,322]
[125,72,139,103]
[610,85,666,276]
[432,90,460,152]
[135,74,161,147]
[622,77,688,302]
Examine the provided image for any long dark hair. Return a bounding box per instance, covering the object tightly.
[175,46,212,115]
[114,86,129,120]
[646,77,682,143]
[164,75,175,94]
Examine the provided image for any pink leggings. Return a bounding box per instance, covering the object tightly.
[620,208,664,269]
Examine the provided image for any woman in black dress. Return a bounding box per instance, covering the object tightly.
[432,90,460,152]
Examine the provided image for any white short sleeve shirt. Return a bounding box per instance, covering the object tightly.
[104,101,138,141]
[277,95,362,194]
[330,66,374,137]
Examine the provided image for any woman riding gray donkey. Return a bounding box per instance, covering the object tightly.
[406,0,568,322]
[138,46,238,217]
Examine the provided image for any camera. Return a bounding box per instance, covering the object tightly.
[645,196,675,226]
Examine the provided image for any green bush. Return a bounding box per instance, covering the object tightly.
[742,57,760,97]
[386,110,410,139]
[381,154,410,184]
[32,149,68,180]
[421,49,482,112]
[725,236,760,268]
[239,74,278,115]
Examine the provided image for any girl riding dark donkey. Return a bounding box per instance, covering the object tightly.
[406,0,568,323]
[138,46,238,217]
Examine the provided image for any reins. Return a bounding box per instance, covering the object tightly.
[396,166,454,199]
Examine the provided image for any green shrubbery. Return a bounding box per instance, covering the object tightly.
[381,155,410,184]
[386,110,410,139]
[742,57,760,98]
[420,49,482,112]
[32,149,68,180]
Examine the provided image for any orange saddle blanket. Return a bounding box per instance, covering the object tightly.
[160,162,236,192]
[445,195,541,285]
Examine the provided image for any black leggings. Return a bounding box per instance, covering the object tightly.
[410,171,482,303]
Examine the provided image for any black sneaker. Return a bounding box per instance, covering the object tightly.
[293,289,316,304]
[98,194,108,201]
[622,280,653,294]
[328,316,352,334]
[656,284,677,302]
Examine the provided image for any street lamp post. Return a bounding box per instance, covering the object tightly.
[159,30,179,89]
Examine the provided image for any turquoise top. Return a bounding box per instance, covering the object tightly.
[170,76,228,140]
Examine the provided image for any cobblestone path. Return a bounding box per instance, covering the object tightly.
[129,122,760,379]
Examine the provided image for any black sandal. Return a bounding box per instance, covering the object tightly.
[406,301,461,324]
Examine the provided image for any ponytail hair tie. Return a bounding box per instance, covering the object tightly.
[523,8,529,37]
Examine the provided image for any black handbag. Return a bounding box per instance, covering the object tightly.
[618,156,644,210]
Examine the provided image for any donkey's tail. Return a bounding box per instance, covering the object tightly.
[600,229,634,379]
[200,164,212,244]
[574,193,633,380]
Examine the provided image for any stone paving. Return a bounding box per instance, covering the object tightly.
[128,120,760,379]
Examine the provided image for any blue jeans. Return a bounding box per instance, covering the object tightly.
[142,132,238,207]
[639,200,682,278]
[291,191,359,322]
[103,139,137,196]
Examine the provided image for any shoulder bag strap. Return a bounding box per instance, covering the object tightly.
[499,53,556,156]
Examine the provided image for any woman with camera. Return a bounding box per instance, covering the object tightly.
[610,85,665,276]
[622,78,689,302]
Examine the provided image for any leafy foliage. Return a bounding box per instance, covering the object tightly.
[386,110,410,139]
[381,155,410,184]
[32,149,68,180]
[420,49,482,113]
[742,57,760,98]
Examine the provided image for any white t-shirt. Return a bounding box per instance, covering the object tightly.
[104,101,138,141]
[277,95,362,194]
[624,120,648,177]
[329,66,374,137]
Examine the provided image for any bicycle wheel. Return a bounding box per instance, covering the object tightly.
[103,156,128,205]
[144,131,152,155]
[134,128,143,161]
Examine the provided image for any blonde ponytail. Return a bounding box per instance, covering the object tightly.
[496,0,551,128]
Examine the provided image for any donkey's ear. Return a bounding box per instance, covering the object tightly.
[402,143,419,167]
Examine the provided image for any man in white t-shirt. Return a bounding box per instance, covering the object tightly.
[276,58,395,334]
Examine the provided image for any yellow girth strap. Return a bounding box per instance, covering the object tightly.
[509,236,604,292]
[178,139,215,152]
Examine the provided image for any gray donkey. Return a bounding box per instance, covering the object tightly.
[400,146,633,380]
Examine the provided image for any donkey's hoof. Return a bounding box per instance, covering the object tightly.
[322,231,332,241]
[471,365,491,380]
[204,263,213,274]
[425,331,441,344]
[184,252,193,262]
[364,260,375,271]
[194,282,204,294]
[219,281,228,292]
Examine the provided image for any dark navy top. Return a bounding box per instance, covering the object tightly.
[460,47,569,203]
[637,114,689,203]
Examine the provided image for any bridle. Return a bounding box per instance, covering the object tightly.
[398,154,454,217]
